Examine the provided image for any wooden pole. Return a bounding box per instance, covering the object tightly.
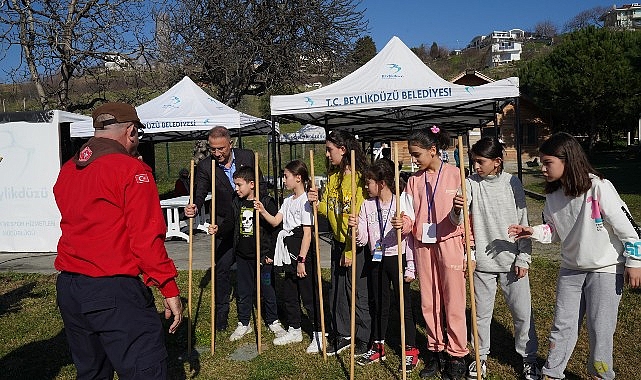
[211,160,216,355]
[349,150,357,380]
[188,159,195,360]
[394,143,407,380]
[457,136,482,380]
[309,150,328,361]
[254,156,262,354]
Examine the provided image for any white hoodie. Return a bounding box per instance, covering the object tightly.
[531,174,641,273]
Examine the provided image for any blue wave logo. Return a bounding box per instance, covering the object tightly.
[465,86,475,94]
[387,63,402,73]
[382,63,403,79]
[162,96,181,109]
[305,97,314,106]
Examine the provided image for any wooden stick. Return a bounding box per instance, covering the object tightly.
[394,143,407,380]
[254,156,262,354]
[309,150,328,361]
[349,150,357,380]
[457,136,482,380]
[211,159,216,355]
[188,159,195,360]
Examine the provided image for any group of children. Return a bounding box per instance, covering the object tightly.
[208,127,641,380]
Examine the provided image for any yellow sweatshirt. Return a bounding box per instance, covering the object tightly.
[318,170,366,259]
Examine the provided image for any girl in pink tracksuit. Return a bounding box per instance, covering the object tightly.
[396,126,468,380]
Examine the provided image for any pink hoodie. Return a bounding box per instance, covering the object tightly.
[400,163,464,241]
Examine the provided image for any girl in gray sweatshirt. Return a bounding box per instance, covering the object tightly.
[453,137,540,380]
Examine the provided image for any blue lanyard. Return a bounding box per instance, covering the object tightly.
[425,161,444,224]
[375,198,392,242]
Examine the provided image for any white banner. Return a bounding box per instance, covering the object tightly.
[0,114,64,252]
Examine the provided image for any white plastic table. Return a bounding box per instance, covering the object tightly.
[160,194,211,242]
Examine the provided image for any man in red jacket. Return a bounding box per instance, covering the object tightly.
[54,102,182,379]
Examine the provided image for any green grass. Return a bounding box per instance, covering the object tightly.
[521,153,641,222]
[2,201,641,380]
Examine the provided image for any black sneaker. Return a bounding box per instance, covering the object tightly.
[354,340,369,356]
[326,336,351,356]
[446,356,467,380]
[420,350,445,378]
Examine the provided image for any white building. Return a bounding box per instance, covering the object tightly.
[486,31,522,67]
[600,3,641,30]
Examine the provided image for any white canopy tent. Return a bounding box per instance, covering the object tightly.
[270,36,520,140]
[280,124,326,143]
[0,110,92,252]
[71,76,276,141]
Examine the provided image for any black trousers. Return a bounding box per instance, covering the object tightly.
[280,255,321,330]
[56,272,167,380]
[235,256,279,326]
[370,254,416,346]
[215,240,234,330]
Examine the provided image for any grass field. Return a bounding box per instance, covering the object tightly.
[1,197,641,379]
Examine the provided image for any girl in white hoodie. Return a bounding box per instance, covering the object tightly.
[509,132,641,380]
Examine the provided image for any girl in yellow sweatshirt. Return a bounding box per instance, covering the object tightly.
[307,130,369,356]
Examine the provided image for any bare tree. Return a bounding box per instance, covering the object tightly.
[534,20,558,39]
[167,0,367,108]
[0,0,161,111]
[564,6,608,32]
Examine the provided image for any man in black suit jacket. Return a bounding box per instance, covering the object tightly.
[185,126,254,331]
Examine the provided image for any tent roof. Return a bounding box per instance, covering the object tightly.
[71,76,275,141]
[280,124,326,144]
[270,36,519,140]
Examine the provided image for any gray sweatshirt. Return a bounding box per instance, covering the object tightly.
[453,171,532,272]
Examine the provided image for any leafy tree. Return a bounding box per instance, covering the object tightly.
[0,0,160,111]
[349,35,376,67]
[167,0,367,108]
[429,42,439,59]
[564,6,607,32]
[534,20,558,38]
[520,27,641,150]
[410,44,430,62]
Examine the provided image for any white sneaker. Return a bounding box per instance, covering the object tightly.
[273,327,303,345]
[229,322,251,341]
[306,331,325,354]
[268,320,287,338]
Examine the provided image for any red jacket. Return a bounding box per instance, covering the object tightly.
[54,138,179,298]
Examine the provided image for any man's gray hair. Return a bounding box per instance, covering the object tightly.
[208,126,231,140]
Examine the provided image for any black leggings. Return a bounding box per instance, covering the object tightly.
[370,254,416,346]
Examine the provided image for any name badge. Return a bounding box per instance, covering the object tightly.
[372,240,384,262]
[421,222,437,244]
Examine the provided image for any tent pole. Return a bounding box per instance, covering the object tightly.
[271,116,279,207]
[514,97,523,182]
[238,127,243,149]
[277,131,282,206]
[494,101,500,139]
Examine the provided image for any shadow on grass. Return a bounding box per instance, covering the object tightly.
[165,298,201,380]
[0,329,72,379]
[0,282,39,317]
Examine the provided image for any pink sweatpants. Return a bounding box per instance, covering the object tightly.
[414,235,469,357]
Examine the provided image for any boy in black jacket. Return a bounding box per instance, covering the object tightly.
[208,166,286,341]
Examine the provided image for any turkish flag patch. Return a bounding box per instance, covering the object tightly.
[78,146,92,161]
[135,173,150,183]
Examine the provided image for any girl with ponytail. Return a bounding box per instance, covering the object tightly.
[255,159,323,353]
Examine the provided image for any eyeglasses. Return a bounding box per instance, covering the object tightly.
[209,146,228,153]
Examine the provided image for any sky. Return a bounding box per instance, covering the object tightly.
[363,0,615,51]
[0,0,618,84]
